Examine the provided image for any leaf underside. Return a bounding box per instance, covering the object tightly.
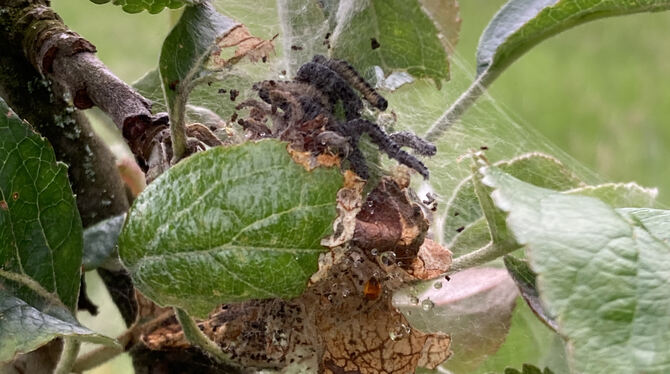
[483,166,670,374]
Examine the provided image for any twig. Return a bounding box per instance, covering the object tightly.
[71,310,175,373]
[54,338,80,374]
[8,1,168,166]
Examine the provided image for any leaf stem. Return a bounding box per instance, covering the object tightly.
[0,269,67,309]
[448,241,521,274]
[169,85,189,162]
[54,337,81,374]
[174,307,239,366]
[424,69,499,142]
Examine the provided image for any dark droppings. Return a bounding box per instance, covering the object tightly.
[370,37,380,50]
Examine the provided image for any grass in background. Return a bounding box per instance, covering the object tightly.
[458,0,670,205]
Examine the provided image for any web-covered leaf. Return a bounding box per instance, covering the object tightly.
[329,0,453,85]
[444,152,584,249]
[395,268,518,373]
[88,0,193,14]
[0,99,82,312]
[159,3,238,139]
[0,291,117,363]
[482,165,670,373]
[119,140,342,317]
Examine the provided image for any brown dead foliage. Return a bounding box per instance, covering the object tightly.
[353,177,429,267]
[211,24,276,67]
[141,177,452,373]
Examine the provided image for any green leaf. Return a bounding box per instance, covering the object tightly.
[0,291,117,364]
[330,0,450,84]
[105,0,191,14]
[0,99,82,312]
[476,0,670,77]
[82,214,126,271]
[565,182,657,208]
[160,3,238,140]
[618,208,670,243]
[444,153,583,246]
[482,165,670,374]
[503,256,558,332]
[119,140,342,317]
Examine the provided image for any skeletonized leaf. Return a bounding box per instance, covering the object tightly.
[418,0,461,54]
[482,165,670,374]
[0,99,82,312]
[119,140,342,317]
[0,291,117,363]
[476,0,670,76]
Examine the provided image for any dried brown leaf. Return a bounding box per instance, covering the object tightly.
[353,177,429,266]
[407,239,452,280]
[211,25,276,67]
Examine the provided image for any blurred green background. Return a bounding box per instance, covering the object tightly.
[50,0,670,373]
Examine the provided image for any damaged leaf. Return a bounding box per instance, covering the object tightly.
[210,24,276,67]
[100,0,191,14]
[502,363,555,374]
[143,245,451,373]
[119,140,342,317]
[353,177,429,266]
[418,0,462,54]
